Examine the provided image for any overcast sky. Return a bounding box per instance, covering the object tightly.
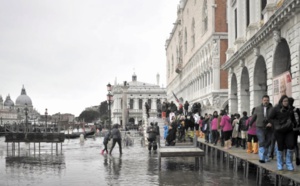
[0,0,178,116]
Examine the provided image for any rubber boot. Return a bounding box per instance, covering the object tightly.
[223,140,228,150]
[246,142,252,153]
[235,138,239,148]
[259,147,265,163]
[242,139,246,150]
[286,149,294,171]
[276,151,283,170]
[252,143,258,154]
[228,140,232,149]
[231,138,236,147]
[221,138,224,147]
[195,130,199,138]
[101,150,104,155]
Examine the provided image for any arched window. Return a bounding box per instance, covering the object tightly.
[203,0,208,33]
[184,27,187,53]
[191,18,195,48]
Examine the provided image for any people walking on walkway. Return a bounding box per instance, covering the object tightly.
[109,124,122,155]
[240,111,249,149]
[246,108,258,154]
[101,130,111,154]
[289,97,300,166]
[232,113,241,148]
[154,122,161,147]
[184,101,189,116]
[220,110,232,149]
[268,95,296,170]
[249,95,273,163]
[211,111,219,146]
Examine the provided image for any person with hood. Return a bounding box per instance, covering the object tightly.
[166,116,177,146]
[249,95,273,163]
[268,95,296,170]
[109,124,122,155]
[101,130,111,154]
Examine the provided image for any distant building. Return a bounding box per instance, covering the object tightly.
[0,86,39,124]
[111,73,167,125]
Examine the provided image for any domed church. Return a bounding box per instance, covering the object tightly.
[0,85,36,124]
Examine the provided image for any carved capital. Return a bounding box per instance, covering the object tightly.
[228,67,233,74]
[254,47,260,56]
[273,30,281,43]
[239,59,245,67]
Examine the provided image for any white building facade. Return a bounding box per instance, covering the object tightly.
[223,0,300,114]
[111,73,167,125]
[166,0,229,114]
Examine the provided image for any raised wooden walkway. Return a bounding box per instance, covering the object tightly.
[197,138,300,186]
[158,146,205,171]
[5,132,65,156]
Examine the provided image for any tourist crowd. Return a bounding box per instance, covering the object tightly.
[161,95,300,171]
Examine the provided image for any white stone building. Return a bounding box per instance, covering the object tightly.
[166,0,228,115]
[111,73,167,126]
[223,0,300,114]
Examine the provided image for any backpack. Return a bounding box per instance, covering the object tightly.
[240,117,249,131]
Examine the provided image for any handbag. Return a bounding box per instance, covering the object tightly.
[275,118,293,132]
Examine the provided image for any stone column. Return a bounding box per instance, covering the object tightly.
[122,85,129,130]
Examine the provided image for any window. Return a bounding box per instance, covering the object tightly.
[139,99,143,109]
[203,0,208,33]
[234,8,237,39]
[129,99,133,109]
[246,0,250,26]
[261,0,267,19]
[191,18,195,48]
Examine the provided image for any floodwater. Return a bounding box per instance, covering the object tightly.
[0,136,263,186]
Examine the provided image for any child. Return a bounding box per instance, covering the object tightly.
[101,131,111,154]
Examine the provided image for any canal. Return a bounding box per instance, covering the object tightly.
[0,135,273,186]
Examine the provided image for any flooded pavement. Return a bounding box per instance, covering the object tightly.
[0,136,262,186]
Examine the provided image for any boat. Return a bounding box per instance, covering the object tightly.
[63,127,95,139]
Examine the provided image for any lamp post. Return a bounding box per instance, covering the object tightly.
[24,103,28,132]
[107,83,113,130]
[45,108,48,132]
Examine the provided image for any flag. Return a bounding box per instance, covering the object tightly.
[172,91,180,104]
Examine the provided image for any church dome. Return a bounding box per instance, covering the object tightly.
[16,86,32,106]
[4,95,14,107]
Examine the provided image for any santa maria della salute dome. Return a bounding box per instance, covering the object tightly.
[0,85,38,124]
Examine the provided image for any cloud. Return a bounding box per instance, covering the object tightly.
[0,0,178,116]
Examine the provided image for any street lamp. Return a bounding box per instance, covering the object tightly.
[24,103,28,132]
[45,108,48,132]
[107,83,113,130]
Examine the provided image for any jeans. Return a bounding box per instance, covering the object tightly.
[256,127,273,158]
